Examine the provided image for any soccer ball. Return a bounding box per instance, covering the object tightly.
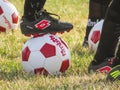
[88,20,104,52]
[21,34,71,75]
[0,0,19,32]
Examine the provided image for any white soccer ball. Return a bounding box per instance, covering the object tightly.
[21,34,71,75]
[88,20,104,52]
[0,0,19,32]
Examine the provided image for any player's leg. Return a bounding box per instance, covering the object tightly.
[20,0,73,36]
[23,0,46,21]
[83,0,111,47]
[88,0,120,73]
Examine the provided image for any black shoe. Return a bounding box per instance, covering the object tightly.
[82,38,88,47]
[20,9,73,36]
[88,57,115,73]
[106,65,120,81]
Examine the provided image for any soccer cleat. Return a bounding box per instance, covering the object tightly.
[106,65,120,81]
[20,9,73,36]
[88,57,115,73]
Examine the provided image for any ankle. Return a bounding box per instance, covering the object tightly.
[112,57,120,67]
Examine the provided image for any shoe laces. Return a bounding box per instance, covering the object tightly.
[35,9,60,21]
[106,57,115,64]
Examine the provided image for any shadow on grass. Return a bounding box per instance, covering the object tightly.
[0,64,71,81]
[0,68,34,81]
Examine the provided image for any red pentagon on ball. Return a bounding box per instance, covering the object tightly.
[0,6,3,15]
[12,12,18,24]
[22,46,31,61]
[40,43,56,58]
[91,30,100,44]
[60,59,70,73]
[0,26,6,32]
[34,67,49,75]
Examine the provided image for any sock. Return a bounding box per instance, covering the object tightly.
[23,0,46,21]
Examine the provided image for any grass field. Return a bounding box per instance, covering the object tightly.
[0,0,120,90]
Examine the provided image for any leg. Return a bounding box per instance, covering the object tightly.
[23,0,46,21]
[83,0,111,47]
[88,0,120,73]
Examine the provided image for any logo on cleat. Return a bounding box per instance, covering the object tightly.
[35,20,50,30]
[97,66,112,73]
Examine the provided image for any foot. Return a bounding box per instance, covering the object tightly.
[88,57,115,73]
[106,65,120,82]
[20,9,73,36]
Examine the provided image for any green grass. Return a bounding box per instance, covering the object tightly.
[0,0,120,90]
